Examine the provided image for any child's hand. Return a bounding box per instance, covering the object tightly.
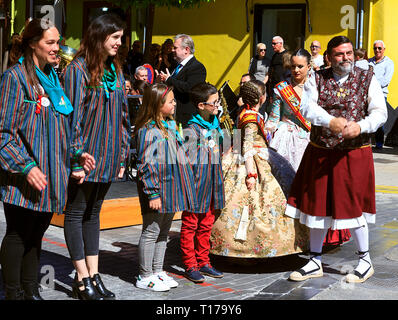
[71,170,86,184]
[245,177,256,191]
[118,167,125,179]
[149,198,162,211]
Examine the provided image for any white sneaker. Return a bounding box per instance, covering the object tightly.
[136,275,170,292]
[156,271,179,288]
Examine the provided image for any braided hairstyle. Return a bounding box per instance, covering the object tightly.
[239,80,266,109]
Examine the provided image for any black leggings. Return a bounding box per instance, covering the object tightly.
[0,203,53,291]
[63,181,111,261]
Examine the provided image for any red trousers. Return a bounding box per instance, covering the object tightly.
[180,208,215,269]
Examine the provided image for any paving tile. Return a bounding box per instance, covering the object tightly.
[278,287,322,300]
[259,279,303,294]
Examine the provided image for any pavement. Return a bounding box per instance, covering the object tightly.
[0,146,397,308]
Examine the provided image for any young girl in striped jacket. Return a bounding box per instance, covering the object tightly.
[134,83,198,292]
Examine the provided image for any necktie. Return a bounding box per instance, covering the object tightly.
[173,64,182,77]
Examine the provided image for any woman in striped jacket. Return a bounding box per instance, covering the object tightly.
[62,14,130,300]
[0,19,92,300]
[134,84,198,292]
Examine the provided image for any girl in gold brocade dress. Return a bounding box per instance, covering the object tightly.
[210,81,308,258]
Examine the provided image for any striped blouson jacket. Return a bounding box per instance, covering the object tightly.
[136,122,199,214]
[185,123,225,213]
[0,64,71,213]
[63,57,130,183]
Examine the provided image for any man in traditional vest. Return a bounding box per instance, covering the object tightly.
[286,36,387,283]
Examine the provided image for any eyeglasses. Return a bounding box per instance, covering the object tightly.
[310,45,320,49]
[202,100,221,107]
[374,47,383,50]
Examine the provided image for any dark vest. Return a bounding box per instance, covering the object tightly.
[310,66,373,149]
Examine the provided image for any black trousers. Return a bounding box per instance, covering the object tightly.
[0,203,53,291]
[63,181,111,261]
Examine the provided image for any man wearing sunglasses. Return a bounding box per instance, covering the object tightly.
[267,36,289,107]
[248,43,270,84]
[368,40,394,149]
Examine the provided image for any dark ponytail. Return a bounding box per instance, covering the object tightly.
[291,48,312,65]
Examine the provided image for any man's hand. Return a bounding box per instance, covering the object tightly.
[342,121,361,139]
[329,117,348,134]
[158,68,170,82]
[26,166,47,191]
[149,198,162,211]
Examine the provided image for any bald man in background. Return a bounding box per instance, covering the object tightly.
[310,40,324,70]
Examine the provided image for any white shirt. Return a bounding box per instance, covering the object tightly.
[179,54,194,67]
[355,59,370,70]
[312,54,324,68]
[301,70,387,134]
[170,54,194,77]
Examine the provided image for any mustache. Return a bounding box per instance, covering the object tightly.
[338,60,354,66]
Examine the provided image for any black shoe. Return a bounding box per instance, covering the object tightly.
[185,267,205,283]
[199,264,224,278]
[23,283,44,300]
[91,273,115,300]
[72,276,104,300]
[4,287,25,300]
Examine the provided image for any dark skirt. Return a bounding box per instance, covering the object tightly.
[287,143,376,220]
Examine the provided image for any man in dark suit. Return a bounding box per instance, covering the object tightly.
[156,34,206,127]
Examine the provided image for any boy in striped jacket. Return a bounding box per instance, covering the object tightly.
[181,82,225,283]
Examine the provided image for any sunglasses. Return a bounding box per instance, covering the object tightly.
[202,100,221,107]
[374,47,383,50]
[259,49,266,52]
[310,45,320,49]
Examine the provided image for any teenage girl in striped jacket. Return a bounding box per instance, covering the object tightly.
[62,14,130,300]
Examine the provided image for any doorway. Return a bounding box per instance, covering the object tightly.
[253,4,306,59]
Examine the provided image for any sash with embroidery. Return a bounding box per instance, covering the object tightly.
[237,109,271,146]
[275,81,311,132]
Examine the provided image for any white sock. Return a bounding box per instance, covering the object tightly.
[301,228,328,273]
[350,223,372,275]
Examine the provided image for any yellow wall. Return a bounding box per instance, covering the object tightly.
[152,0,249,91]
[367,0,398,107]
[152,0,397,107]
